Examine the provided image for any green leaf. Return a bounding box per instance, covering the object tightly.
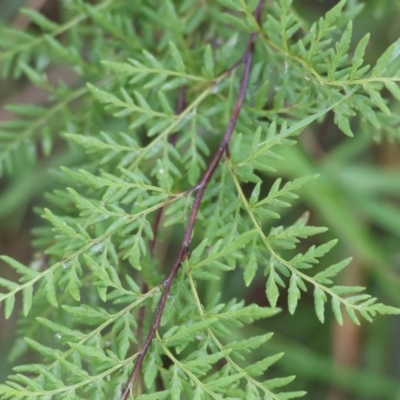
[22,285,33,317]
[365,85,391,115]
[335,112,354,137]
[345,306,360,325]
[45,272,58,307]
[324,0,346,26]
[207,372,245,390]
[330,286,365,296]
[277,391,307,399]
[164,319,217,346]
[190,239,208,266]
[249,183,261,205]
[62,304,109,324]
[143,345,162,388]
[37,318,84,340]
[169,41,185,73]
[5,294,15,319]
[372,42,398,75]
[68,342,113,364]
[25,338,60,359]
[331,297,343,325]
[329,21,352,78]
[227,333,273,352]
[202,44,215,78]
[268,178,281,197]
[158,91,173,115]
[0,277,18,291]
[245,382,260,400]
[266,271,279,308]
[288,274,301,315]
[192,269,220,281]
[20,8,58,31]
[244,251,258,287]
[221,13,252,32]
[170,366,182,400]
[385,81,400,102]
[0,256,39,279]
[370,304,400,315]
[245,352,284,376]
[314,257,352,283]
[136,391,170,400]
[263,375,296,390]
[314,286,326,323]
[350,33,370,77]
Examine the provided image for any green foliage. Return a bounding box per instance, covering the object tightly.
[0,0,400,399]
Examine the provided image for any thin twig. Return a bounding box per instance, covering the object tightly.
[136,85,187,359]
[121,3,264,398]
[136,86,187,348]
[134,174,165,397]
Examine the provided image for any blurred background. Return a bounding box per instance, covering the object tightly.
[1,1,400,399]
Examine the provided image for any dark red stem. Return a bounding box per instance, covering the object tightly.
[121,2,264,398]
[136,86,187,346]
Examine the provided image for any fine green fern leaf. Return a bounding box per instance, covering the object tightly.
[1,1,400,399]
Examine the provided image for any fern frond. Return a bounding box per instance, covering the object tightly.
[1,1,400,399]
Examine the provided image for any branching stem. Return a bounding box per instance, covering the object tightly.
[135,85,188,397]
[121,2,264,398]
